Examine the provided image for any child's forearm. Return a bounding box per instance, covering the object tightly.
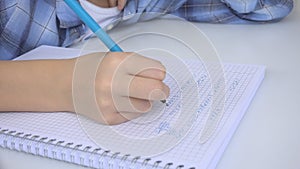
[0,52,169,125]
[0,59,75,112]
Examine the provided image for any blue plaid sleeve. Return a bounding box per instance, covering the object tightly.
[173,0,294,23]
[122,0,294,24]
[0,0,294,60]
[0,0,84,60]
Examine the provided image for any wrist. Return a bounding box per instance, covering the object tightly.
[56,58,76,112]
[0,59,76,112]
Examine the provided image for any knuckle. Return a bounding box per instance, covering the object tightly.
[106,52,126,67]
[135,101,151,113]
[107,56,121,67]
[146,81,164,99]
[148,82,169,99]
[109,52,134,71]
[153,61,166,80]
[159,61,166,71]
[152,81,165,91]
[155,60,166,70]
[98,99,113,113]
[141,101,152,112]
[96,81,111,94]
[157,69,166,80]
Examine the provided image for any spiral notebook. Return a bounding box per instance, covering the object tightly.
[0,46,265,169]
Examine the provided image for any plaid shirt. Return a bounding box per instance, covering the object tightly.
[0,0,294,60]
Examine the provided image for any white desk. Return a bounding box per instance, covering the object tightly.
[1,3,299,169]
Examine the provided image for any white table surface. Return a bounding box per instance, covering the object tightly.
[1,2,299,169]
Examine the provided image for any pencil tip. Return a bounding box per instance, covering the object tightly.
[161,100,168,106]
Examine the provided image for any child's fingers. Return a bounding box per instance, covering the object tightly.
[118,75,170,100]
[124,53,167,80]
[115,97,152,113]
[135,68,166,81]
[95,96,144,124]
[117,0,127,10]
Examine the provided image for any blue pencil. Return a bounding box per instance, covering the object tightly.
[64,0,123,52]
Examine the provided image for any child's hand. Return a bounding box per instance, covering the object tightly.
[73,52,169,125]
[108,0,127,10]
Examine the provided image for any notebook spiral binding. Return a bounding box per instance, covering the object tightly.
[0,128,193,169]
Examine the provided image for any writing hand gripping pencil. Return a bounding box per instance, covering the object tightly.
[64,0,169,125]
